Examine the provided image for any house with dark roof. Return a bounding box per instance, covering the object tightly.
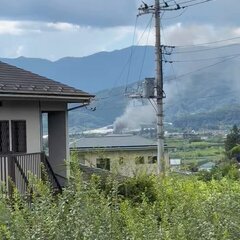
[0,61,93,193]
[70,134,170,177]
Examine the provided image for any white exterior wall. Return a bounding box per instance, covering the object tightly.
[0,100,41,153]
[75,149,159,177]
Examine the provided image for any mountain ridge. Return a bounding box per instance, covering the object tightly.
[0,46,155,93]
[1,45,240,131]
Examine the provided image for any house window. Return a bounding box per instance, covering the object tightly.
[80,158,85,165]
[77,153,86,165]
[96,158,110,171]
[119,157,124,165]
[11,120,27,153]
[0,121,10,154]
[148,156,157,164]
[135,156,144,164]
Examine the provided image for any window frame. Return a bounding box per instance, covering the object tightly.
[148,156,157,164]
[11,120,27,153]
[0,121,10,154]
[96,157,110,171]
[135,156,145,165]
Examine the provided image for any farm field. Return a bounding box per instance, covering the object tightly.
[166,136,225,166]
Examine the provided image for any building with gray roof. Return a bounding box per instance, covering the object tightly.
[71,134,157,151]
[71,134,169,177]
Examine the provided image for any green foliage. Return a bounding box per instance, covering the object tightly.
[2,160,240,239]
[229,145,240,160]
[225,125,240,152]
[198,162,240,181]
[118,174,157,203]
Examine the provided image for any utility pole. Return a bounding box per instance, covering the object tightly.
[138,0,165,174]
[137,0,212,174]
[154,0,165,175]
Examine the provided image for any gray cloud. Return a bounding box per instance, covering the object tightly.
[0,0,239,28]
[0,0,239,60]
[163,0,240,27]
[0,0,138,27]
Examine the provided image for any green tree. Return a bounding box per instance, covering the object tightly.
[225,125,240,152]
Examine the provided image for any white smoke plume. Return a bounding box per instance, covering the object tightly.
[113,81,181,133]
[113,100,156,133]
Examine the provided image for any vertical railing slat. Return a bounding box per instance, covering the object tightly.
[0,153,42,195]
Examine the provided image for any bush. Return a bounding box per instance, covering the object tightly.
[1,160,240,239]
[118,174,157,203]
[198,162,240,181]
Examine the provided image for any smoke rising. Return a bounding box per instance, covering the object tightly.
[112,81,185,133]
[113,101,156,133]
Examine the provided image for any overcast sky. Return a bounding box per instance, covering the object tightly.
[0,0,239,60]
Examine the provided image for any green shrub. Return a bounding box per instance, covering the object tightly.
[118,174,157,203]
[198,162,240,181]
[1,159,240,239]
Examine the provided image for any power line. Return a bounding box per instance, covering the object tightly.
[165,90,240,108]
[176,0,211,5]
[162,0,202,7]
[95,87,240,112]
[164,53,240,63]
[125,15,156,94]
[95,53,240,102]
[94,1,232,103]
[160,15,188,130]
[168,55,240,81]
[100,15,154,100]
[179,0,214,8]
[138,15,154,83]
[161,0,214,10]
[172,43,240,54]
[125,16,138,93]
[175,36,240,48]
[163,0,200,4]
[139,0,213,14]
[162,8,187,19]
[95,48,240,101]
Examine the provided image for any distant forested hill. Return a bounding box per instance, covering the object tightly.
[1,46,155,93]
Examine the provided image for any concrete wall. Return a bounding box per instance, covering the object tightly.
[74,149,161,177]
[0,100,41,153]
[48,110,68,179]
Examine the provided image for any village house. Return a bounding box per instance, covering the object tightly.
[70,134,171,177]
[0,61,93,193]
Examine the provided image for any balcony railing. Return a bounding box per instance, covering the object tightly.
[0,152,62,195]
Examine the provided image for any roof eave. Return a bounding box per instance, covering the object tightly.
[0,93,94,103]
[71,146,158,152]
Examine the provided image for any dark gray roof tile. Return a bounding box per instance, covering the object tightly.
[71,134,157,150]
[0,61,94,100]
